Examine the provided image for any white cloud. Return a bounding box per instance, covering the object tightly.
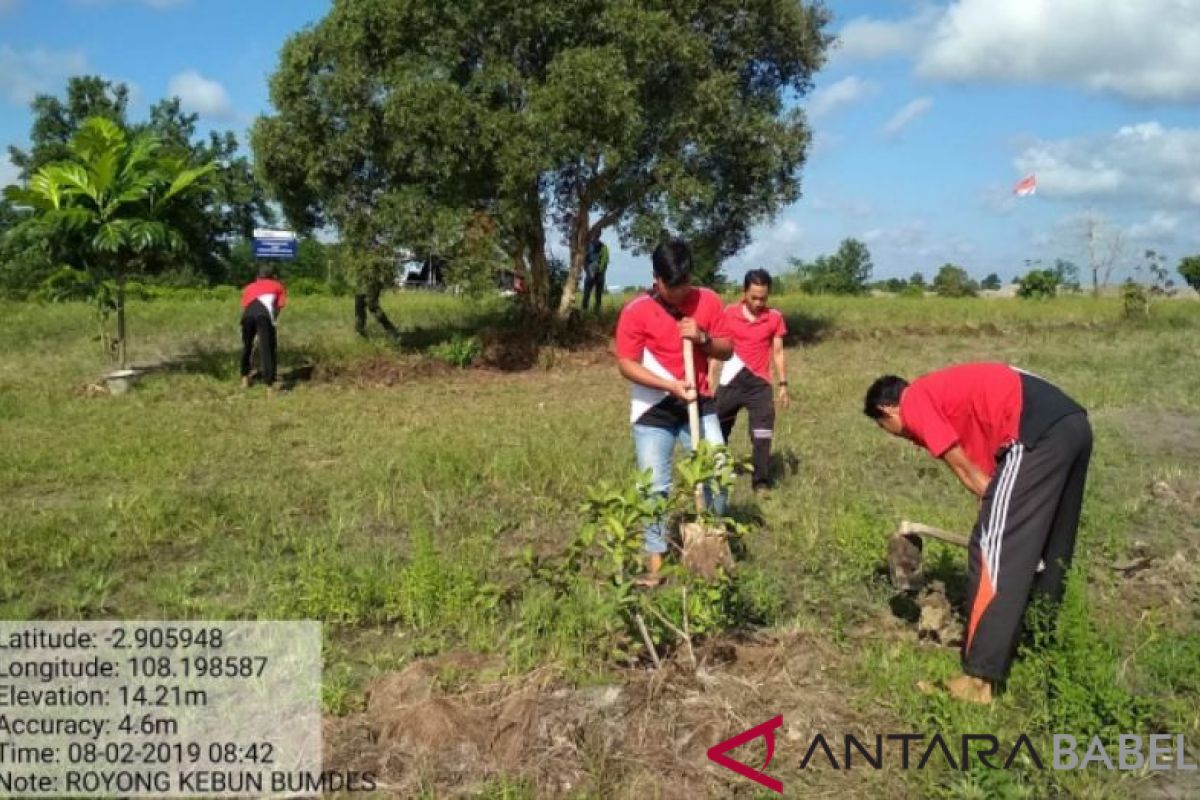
[834,7,940,63]
[858,220,977,275]
[881,97,933,138]
[168,69,233,120]
[916,0,1200,103]
[1126,211,1179,242]
[835,1,1200,104]
[808,76,879,120]
[0,46,89,105]
[1014,121,1200,209]
[729,216,806,269]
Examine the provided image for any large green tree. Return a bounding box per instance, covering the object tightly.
[5,117,214,368]
[253,0,832,315]
[932,263,978,298]
[6,76,273,285]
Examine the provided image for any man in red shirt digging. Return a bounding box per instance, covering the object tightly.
[615,240,733,586]
[864,363,1092,704]
[240,265,288,388]
[709,269,790,496]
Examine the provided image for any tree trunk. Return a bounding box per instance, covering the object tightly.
[525,210,551,313]
[556,211,591,319]
[1088,213,1099,298]
[116,272,128,370]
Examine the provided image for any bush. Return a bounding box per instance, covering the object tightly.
[1121,280,1149,320]
[33,266,96,302]
[289,277,336,296]
[1016,269,1060,299]
[1179,255,1200,292]
[428,334,481,368]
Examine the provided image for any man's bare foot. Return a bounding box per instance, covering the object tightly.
[945,674,993,704]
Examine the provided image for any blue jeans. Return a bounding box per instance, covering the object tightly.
[633,415,728,554]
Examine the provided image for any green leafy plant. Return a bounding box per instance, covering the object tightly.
[4,116,214,367]
[513,441,754,670]
[428,334,482,368]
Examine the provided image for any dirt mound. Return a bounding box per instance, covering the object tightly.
[323,632,900,798]
[1108,547,1200,628]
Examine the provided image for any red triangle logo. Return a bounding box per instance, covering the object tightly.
[707,715,784,794]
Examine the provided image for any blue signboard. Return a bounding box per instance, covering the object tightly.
[252,229,298,260]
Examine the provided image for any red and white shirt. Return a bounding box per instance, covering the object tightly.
[900,363,1022,477]
[718,303,787,385]
[615,288,729,425]
[241,278,288,319]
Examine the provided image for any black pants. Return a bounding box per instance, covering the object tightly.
[354,286,399,337]
[240,308,277,384]
[963,411,1093,681]
[716,369,776,489]
[582,272,605,312]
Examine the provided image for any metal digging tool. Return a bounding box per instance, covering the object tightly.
[887,520,969,592]
[678,336,735,580]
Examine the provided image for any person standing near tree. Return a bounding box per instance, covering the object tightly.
[615,239,733,585]
[863,363,1091,704]
[709,269,790,496]
[582,234,610,313]
[240,264,288,388]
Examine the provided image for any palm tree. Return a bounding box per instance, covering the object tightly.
[4,116,213,368]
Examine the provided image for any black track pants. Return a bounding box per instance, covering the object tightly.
[716,369,776,489]
[963,411,1093,681]
[240,307,277,384]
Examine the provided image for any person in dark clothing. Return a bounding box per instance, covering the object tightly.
[240,265,288,388]
[710,270,790,495]
[354,276,401,340]
[582,235,609,313]
[864,363,1092,704]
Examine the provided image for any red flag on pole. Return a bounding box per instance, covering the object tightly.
[1013,174,1037,197]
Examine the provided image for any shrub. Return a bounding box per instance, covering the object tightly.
[428,334,481,368]
[1016,269,1060,299]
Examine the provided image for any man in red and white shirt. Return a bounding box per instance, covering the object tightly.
[615,240,733,584]
[240,265,288,388]
[709,269,789,494]
[864,363,1091,704]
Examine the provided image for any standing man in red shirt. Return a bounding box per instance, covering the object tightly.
[710,269,790,496]
[240,265,288,388]
[615,240,733,585]
[864,363,1091,704]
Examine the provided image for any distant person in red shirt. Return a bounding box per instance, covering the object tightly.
[864,363,1091,704]
[615,240,733,585]
[709,269,790,496]
[240,265,288,388]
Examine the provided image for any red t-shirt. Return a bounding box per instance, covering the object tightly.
[900,363,1022,477]
[241,278,288,314]
[615,288,729,424]
[720,303,787,383]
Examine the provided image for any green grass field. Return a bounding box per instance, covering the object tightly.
[1,291,1197,798]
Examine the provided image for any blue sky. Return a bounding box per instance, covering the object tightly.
[2,0,1199,287]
